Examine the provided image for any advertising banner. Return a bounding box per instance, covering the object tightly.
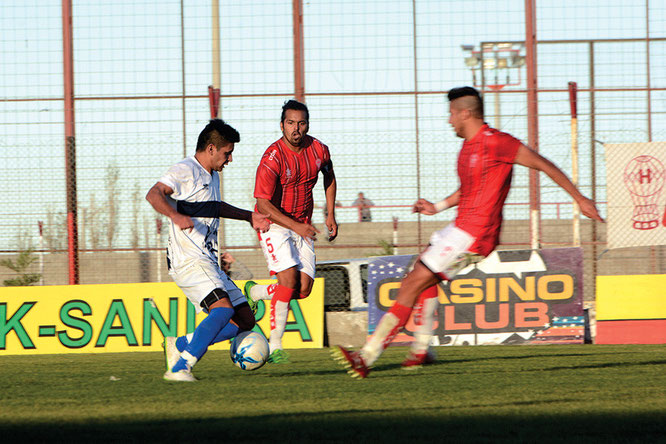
[0,279,324,355]
[368,248,584,346]
[596,274,666,344]
[605,142,666,249]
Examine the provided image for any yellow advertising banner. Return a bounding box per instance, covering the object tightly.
[596,274,666,320]
[0,279,324,355]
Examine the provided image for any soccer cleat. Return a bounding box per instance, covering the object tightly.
[162,336,180,372]
[267,349,290,364]
[331,346,370,379]
[243,280,258,315]
[163,368,197,382]
[401,349,437,370]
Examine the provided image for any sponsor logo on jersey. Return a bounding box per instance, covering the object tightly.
[268,149,277,162]
[286,168,292,180]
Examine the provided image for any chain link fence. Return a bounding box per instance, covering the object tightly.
[1,1,665,311]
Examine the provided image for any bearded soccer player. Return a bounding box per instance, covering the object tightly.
[146,119,270,381]
[244,99,338,364]
[334,86,604,378]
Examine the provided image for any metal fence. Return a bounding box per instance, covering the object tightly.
[1,0,665,307]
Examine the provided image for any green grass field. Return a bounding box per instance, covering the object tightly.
[1,345,665,443]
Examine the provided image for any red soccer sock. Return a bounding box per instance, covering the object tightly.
[362,302,414,365]
[388,302,413,326]
[270,285,297,331]
[413,285,438,326]
[381,302,413,347]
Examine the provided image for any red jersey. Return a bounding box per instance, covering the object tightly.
[455,124,521,256]
[254,135,332,224]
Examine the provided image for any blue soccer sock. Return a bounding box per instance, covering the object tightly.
[175,322,240,352]
[171,306,234,372]
[211,322,240,345]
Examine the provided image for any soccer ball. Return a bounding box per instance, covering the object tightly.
[230,331,269,371]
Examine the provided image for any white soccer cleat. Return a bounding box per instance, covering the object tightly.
[162,336,180,372]
[163,368,197,382]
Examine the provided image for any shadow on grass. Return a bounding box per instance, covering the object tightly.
[264,355,666,379]
[2,411,664,443]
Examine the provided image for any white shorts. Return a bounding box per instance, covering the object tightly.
[170,260,246,313]
[258,223,316,279]
[420,223,483,280]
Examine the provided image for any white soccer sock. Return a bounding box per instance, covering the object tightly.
[250,283,277,302]
[410,296,438,355]
[360,312,400,367]
[269,299,289,353]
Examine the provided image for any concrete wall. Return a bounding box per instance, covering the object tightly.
[3,219,664,296]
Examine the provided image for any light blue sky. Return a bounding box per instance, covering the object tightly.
[0,0,664,251]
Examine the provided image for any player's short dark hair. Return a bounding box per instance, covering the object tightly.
[281,99,309,123]
[196,119,240,152]
[448,86,484,119]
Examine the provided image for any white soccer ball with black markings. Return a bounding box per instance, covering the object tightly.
[230,331,269,371]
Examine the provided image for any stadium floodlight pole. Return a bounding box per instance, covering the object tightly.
[568,81,581,247]
[292,0,305,102]
[212,0,221,106]
[62,0,79,284]
[180,0,187,158]
[525,0,541,250]
[589,43,598,283]
[211,0,225,268]
[412,0,422,248]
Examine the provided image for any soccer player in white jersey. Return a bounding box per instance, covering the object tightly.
[146,119,270,382]
[334,86,604,378]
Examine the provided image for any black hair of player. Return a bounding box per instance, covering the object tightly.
[447,86,484,119]
[281,99,309,123]
[196,119,240,152]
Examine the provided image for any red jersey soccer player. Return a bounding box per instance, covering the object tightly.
[244,100,338,363]
[335,86,604,378]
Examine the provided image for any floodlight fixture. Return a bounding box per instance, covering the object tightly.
[483,58,496,70]
[465,55,480,68]
[511,54,526,67]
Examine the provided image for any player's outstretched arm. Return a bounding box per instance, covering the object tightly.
[514,145,604,222]
[413,190,460,215]
[250,212,270,232]
[412,198,436,215]
[175,201,270,232]
[146,182,193,230]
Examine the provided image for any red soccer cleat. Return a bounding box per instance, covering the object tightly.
[401,349,436,369]
[332,345,370,379]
